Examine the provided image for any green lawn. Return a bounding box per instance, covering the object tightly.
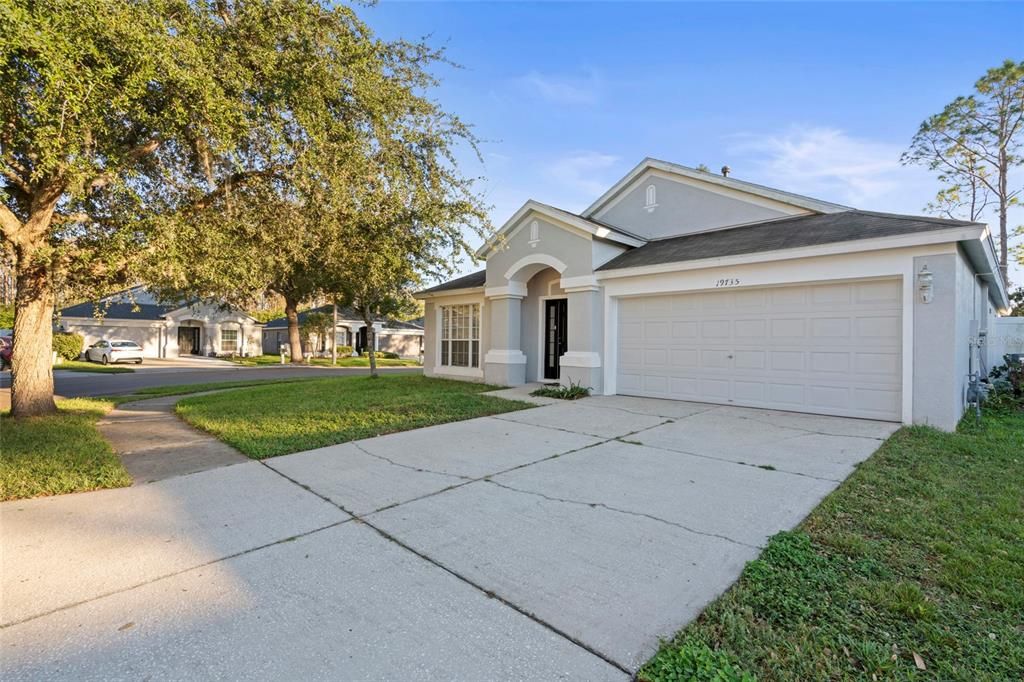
[112,377,323,403]
[226,354,419,368]
[1,398,132,501]
[640,407,1024,682]
[54,360,134,373]
[175,374,530,458]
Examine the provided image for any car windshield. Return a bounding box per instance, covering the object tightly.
[112,342,140,348]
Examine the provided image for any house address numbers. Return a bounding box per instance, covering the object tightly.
[714,278,741,288]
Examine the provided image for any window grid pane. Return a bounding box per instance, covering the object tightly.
[440,304,480,368]
[221,329,238,353]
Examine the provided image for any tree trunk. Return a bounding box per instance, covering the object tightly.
[10,246,57,417]
[284,295,304,363]
[331,303,338,366]
[362,309,377,378]
[998,150,1009,285]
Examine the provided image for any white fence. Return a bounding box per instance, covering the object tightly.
[989,317,1024,365]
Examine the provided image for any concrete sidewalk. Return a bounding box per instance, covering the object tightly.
[1,395,897,679]
[98,395,249,483]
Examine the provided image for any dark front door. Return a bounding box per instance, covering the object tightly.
[177,327,200,355]
[544,299,568,380]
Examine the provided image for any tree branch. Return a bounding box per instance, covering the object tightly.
[192,167,291,210]
[1,165,31,195]
[0,203,24,243]
[87,138,161,191]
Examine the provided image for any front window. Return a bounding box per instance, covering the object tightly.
[440,304,479,368]
[221,329,239,353]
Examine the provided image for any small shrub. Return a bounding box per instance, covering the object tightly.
[336,345,353,356]
[639,640,755,682]
[52,332,84,361]
[986,355,1024,412]
[530,380,591,400]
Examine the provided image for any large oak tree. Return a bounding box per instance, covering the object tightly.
[2,0,484,412]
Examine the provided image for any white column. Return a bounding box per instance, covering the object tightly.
[560,284,603,392]
[484,282,527,386]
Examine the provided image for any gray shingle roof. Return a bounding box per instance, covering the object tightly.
[60,301,174,320]
[598,210,979,272]
[418,269,487,294]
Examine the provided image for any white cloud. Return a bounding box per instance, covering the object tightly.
[727,126,929,208]
[516,69,603,105]
[542,151,620,200]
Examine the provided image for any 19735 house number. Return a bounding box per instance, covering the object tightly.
[714,278,740,287]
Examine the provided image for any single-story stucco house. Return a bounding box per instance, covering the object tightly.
[59,286,263,358]
[417,157,1020,431]
[261,305,424,358]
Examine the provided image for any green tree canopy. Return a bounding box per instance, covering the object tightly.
[1,0,487,411]
[903,60,1024,284]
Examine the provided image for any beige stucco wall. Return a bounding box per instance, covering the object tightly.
[379,332,423,358]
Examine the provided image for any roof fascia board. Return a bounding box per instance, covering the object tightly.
[596,225,985,280]
[414,286,485,300]
[959,226,1011,311]
[582,157,851,219]
[475,200,644,259]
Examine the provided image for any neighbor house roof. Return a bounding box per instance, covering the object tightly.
[417,269,487,296]
[598,210,982,272]
[60,301,174,321]
[263,305,423,332]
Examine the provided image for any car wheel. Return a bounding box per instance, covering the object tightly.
[136,359,143,365]
[101,355,109,365]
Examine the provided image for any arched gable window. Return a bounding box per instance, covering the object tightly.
[644,184,658,212]
[528,220,540,246]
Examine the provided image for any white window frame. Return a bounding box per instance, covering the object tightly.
[439,303,480,369]
[221,328,239,354]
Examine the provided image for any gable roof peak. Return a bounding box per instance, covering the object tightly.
[581,157,853,219]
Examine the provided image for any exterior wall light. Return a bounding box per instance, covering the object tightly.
[917,265,934,304]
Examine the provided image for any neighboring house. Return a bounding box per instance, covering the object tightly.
[59,286,263,358]
[416,157,1015,431]
[261,305,424,358]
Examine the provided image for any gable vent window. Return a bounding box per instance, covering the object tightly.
[644,184,658,213]
[528,220,540,247]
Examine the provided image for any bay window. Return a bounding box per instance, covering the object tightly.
[440,304,480,368]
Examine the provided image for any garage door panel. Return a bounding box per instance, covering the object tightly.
[810,351,850,373]
[733,381,767,402]
[771,351,806,371]
[771,318,806,338]
[669,376,699,397]
[670,348,699,367]
[855,352,899,375]
[616,280,902,421]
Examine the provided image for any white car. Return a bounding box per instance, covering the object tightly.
[86,339,144,365]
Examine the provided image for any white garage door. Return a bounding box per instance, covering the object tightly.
[616,279,902,421]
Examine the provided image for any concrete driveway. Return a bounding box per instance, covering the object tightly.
[1,394,898,679]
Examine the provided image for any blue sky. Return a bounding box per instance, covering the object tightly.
[363,1,1024,284]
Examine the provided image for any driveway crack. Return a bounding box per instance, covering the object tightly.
[349,441,472,482]
[257,455,632,675]
[483,479,759,550]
